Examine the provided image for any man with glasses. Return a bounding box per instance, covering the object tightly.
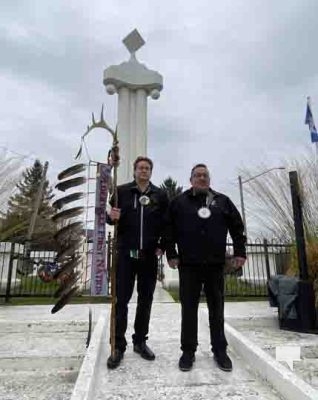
[165,163,246,372]
[106,156,169,369]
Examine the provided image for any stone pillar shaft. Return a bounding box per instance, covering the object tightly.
[117,87,131,185]
[136,89,147,157]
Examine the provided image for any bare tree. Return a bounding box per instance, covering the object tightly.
[0,150,25,214]
[239,151,318,241]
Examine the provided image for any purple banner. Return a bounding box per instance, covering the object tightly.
[91,163,112,295]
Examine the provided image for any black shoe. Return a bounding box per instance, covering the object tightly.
[107,349,124,369]
[179,351,195,371]
[214,351,232,372]
[133,342,155,360]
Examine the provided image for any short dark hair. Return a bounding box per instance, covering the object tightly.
[133,156,153,171]
[190,163,208,177]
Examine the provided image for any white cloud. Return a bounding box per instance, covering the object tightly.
[1,0,318,232]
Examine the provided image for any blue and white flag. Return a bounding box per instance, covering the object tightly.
[305,97,318,143]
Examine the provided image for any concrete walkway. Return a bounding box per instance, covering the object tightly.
[1,287,318,399]
[92,301,283,400]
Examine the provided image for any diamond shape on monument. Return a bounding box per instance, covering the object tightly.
[123,29,145,54]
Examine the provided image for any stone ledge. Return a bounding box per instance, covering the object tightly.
[70,310,108,400]
[223,318,318,400]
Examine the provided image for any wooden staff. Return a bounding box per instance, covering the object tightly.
[109,135,120,360]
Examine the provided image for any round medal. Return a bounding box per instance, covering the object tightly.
[198,207,211,219]
[139,195,150,206]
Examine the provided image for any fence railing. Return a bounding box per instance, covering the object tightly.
[0,239,292,300]
[0,240,111,300]
[224,239,292,297]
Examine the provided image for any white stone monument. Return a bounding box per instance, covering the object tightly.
[103,29,163,184]
[0,242,21,292]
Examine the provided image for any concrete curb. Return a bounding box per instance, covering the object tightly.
[70,311,109,400]
[224,320,318,400]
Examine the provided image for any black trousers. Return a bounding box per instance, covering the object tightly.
[178,264,228,354]
[114,252,158,352]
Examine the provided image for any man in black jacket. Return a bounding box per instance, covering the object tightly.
[166,163,246,372]
[106,156,168,369]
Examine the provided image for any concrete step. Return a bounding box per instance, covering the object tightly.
[0,320,89,333]
[0,313,91,400]
[85,304,284,400]
[0,329,88,358]
[0,369,78,400]
[229,316,318,392]
[0,356,83,372]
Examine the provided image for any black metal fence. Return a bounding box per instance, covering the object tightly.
[224,239,292,297]
[0,239,292,300]
[0,241,100,300]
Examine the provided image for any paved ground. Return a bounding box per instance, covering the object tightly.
[0,304,104,400]
[224,302,318,390]
[1,288,317,399]
[0,287,171,400]
[94,302,284,400]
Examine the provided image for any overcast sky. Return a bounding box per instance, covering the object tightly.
[1,0,317,234]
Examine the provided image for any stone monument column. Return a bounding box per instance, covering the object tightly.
[103,29,163,184]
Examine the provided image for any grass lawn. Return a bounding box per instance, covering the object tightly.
[224,275,267,297]
[0,295,111,306]
[1,275,112,306]
[2,276,267,306]
[4,275,60,297]
[165,275,267,302]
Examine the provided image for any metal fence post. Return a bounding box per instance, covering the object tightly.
[263,238,271,281]
[289,171,309,280]
[5,243,15,303]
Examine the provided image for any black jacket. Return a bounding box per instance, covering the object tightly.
[107,181,169,254]
[165,188,246,265]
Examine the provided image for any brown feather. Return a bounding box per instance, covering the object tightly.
[52,192,84,209]
[51,286,79,314]
[52,207,84,223]
[53,222,83,242]
[55,177,86,192]
[54,255,82,280]
[56,240,84,263]
[57,164,86,180]
[53,271,81,298]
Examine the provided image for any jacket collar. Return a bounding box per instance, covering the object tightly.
[186,187,218,198]
[129,180,156,194]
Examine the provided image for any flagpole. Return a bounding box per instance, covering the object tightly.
[305,96,318,168]
[312,96,318,168]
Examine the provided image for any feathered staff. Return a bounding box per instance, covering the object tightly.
[36,160,86,313]
[49,166,86,314]
[76,106,120,362]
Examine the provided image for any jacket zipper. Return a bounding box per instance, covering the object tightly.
[138,187,150,251]
[140,205,144,250]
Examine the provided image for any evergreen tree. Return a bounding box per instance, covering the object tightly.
[160,177,183,201]
[1,160,55,244]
